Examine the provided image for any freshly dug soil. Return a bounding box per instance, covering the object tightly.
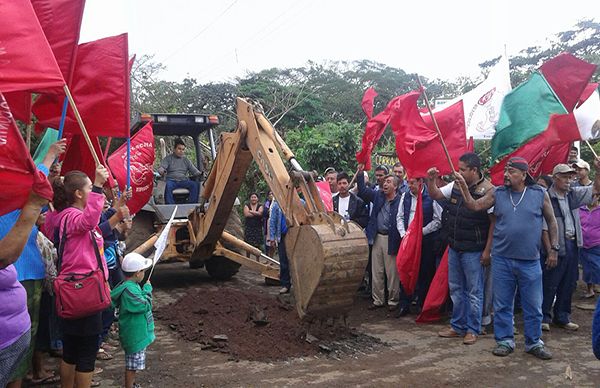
[154,287,383,362]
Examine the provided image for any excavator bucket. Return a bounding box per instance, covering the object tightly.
[285,220,369,320]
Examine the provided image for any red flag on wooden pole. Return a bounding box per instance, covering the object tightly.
[0,0,65,93]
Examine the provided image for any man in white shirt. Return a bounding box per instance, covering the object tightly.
[333,172,368,228]
[396,177,442,315]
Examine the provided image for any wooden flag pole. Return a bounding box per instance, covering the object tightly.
[416,75,456,173]
[63,85,101,166]
[585,140,599,159]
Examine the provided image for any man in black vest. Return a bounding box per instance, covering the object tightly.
[396,177,442,315]
[333,172,368,228]
[426,153,495,345]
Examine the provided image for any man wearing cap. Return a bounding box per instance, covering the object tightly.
[455,156,559,360]
[540,161,600,332]
[427,153,494,345]
[571,159,592,188]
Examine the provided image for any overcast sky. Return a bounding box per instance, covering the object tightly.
[80,0,598,84]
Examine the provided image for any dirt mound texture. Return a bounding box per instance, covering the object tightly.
[154,286,383,361]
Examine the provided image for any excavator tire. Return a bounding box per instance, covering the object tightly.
[204,210,242,280]
[125,210,155,254]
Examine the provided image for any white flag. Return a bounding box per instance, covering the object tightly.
[153,206,177,264]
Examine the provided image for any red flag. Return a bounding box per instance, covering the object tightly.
[61,135,116,188]
[31,0,86,85]
[489,130,570,185]
[467,136,474,152]
[0,0,65,93]
[396,187,423,296]
[4,92,32,123]
[0,93,53,216]
[315,181,334,212]
[33,33,130,137]
[356,89,394,171]
[108,122,156,215]
[390,92,467,177]
[361,87,377,120]
[416,247,449,323]
[539,52,598,112]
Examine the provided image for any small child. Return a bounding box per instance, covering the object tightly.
[111,253,155,388]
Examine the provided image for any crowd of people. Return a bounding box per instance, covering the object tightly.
[0,140,155,388]
[244,152,600,362]
[3,139,600,388]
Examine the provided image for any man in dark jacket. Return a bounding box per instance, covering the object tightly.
[358,167,401,310]
[333,172,368,228]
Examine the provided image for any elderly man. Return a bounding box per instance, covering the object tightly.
[540,161,600,332]
[455,156,559,360]
[158,138,202,204]
[396,177,442,316]
[358,167,402,310]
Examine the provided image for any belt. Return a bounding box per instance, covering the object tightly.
[565,235,576,241]
[378,231,388,236]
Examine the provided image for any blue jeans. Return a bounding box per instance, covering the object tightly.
[493,255,543,351]
[542,239,578,324]
[278,234,291,288]
[448,248,484,335]
[165,179,199,204]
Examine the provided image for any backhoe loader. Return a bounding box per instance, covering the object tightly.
[134,99,369,319]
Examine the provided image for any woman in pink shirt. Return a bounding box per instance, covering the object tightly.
[51,166,108,388]
[580,194,600,298]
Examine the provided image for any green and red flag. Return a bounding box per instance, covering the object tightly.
[490,53,596,161]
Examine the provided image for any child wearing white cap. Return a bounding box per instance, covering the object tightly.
[110,253,155,388]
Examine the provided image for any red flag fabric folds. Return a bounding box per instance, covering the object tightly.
[0,0,65,93]
[356,88,393,171]
[33,33,130,138]
[390,92,467,178]
[539,52,598,112]
[4,92,32,123]
[315,181,334,212]
[0,93,53,216]
[489,129,570,185]
[396,187,423,296]
[31,0,86,85]
[61,135,116,188]
[108,122,155,215]
[416,247,449,323]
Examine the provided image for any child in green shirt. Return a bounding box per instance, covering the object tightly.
[111,253,155,388]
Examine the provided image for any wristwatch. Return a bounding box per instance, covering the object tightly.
[551,244,560,252]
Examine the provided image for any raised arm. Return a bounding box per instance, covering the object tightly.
[356,164,375,203]
[0,192,47,268]
[41,139,67,170]
[454,172,496,212]
[426,167,445,201]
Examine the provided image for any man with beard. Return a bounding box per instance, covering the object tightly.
[455,156,559,360]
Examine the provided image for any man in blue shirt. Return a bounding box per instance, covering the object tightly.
[456,157,560,360]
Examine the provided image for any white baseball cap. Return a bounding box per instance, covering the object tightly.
[122,252,152,273]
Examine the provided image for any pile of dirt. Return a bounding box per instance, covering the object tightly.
[154,287,384,362]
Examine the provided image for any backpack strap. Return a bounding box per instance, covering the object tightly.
[90,230,106,276]
[56,217,69,274]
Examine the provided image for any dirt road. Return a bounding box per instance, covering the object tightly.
[92,263,600,387]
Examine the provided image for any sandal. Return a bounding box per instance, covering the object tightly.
[492,344,513,357]
[96,349,113,361]
[91,379,101,387]
[30,373,60,386]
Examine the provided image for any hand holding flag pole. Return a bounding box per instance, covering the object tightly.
[585,140,599,159]
[416,75,456,173]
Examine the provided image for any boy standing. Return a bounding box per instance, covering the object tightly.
[111,253,155,388]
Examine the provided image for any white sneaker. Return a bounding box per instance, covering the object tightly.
[541,323,550,332]
[279,287,290,294]
[556,322,579,331]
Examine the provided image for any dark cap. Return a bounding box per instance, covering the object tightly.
[506,157,535,185]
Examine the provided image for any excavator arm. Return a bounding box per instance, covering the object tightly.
[190,98,368,319]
